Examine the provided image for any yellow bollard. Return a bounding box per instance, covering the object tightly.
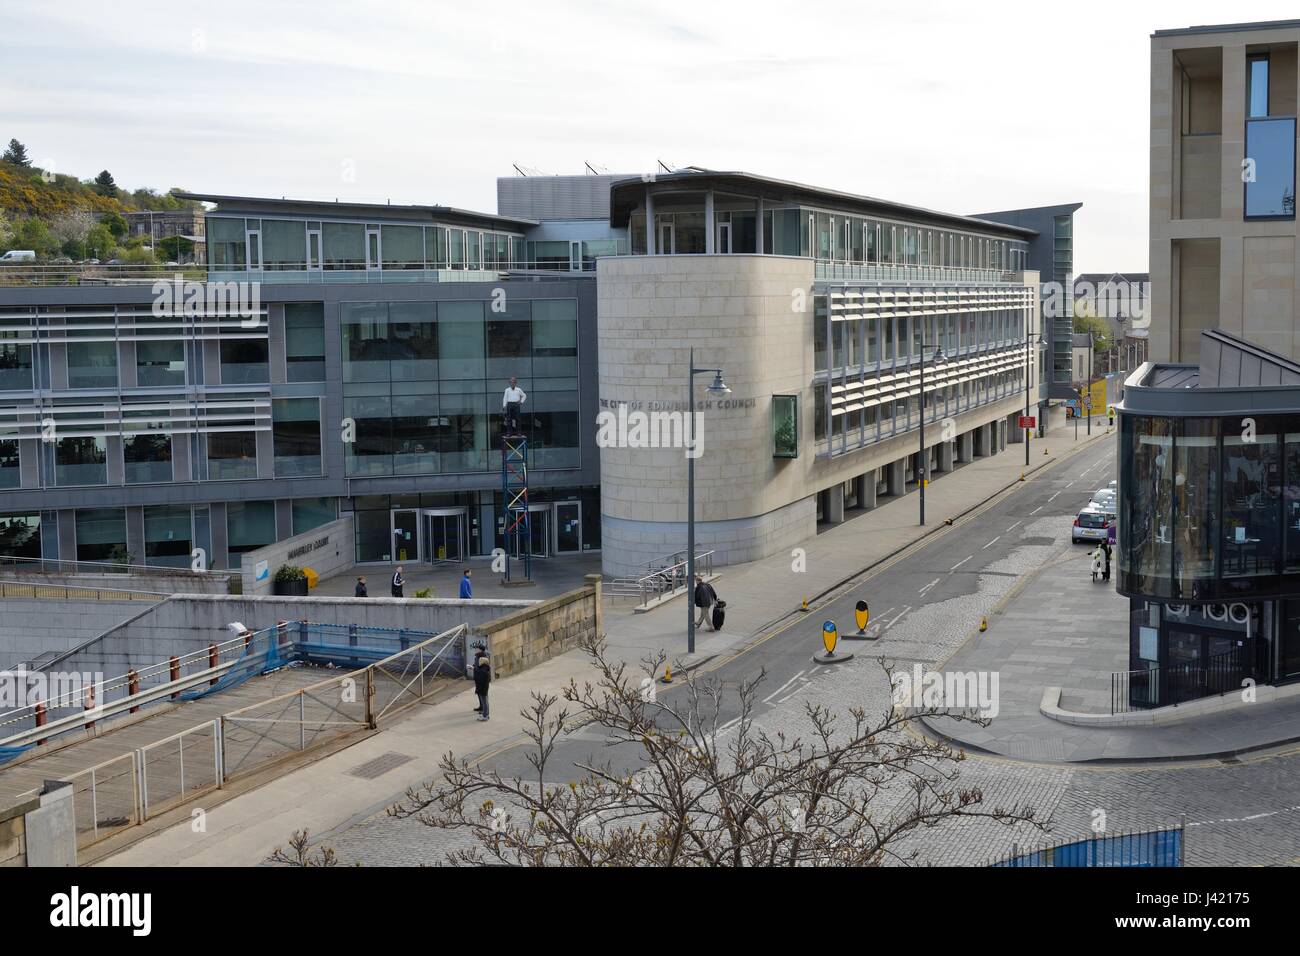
[801,596,809,612]
[660,663,673,684]
[1019,471,1025,482]
[979,616,988,633]
[1044,447,1049,456]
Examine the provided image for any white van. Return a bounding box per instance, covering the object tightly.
[0,250,36,262]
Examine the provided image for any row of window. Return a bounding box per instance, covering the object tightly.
[0,303,324,393]
[0,397,323,488]
[208,217,526,272]
[629,205,1029,270]
[0,499,336,570]
[814,308,1028,374]
[814,370,1023,451]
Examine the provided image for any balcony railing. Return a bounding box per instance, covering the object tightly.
[816,261,1016,284]
[1110,644,1251,714]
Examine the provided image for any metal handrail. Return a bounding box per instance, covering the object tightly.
[1110,644,1249,714]
[0,627,279,741]
[0,579,173,601]
[606,550,716,608]
[0,554,230,578]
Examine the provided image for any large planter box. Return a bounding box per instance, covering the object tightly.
[273,578,309,596]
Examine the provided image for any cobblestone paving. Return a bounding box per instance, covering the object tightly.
[318,497,1300,868]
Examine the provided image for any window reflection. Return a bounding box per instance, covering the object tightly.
[1222,430,1280,581]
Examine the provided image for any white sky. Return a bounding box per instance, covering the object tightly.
[5,0,1298,273]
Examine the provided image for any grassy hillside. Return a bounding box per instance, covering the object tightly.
[0,160,194,219]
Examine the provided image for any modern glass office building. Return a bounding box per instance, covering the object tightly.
[0,169,1077,578]
[1117,330,1300,706]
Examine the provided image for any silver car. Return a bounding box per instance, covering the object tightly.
[1073,507,1111,544]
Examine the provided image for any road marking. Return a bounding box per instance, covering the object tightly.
[981,536,1000,550]
[1065,481,1075,488]
[918,578,940,595]
[1030,506,1042,515]
[1048,491,1061,501]
[950,555,973,571]
[884,605,911,627]
[762,669,806,704]
[1005,521,1021,533]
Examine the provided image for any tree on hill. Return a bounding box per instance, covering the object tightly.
[93,170,118,198]
[3,140,30,167]
[0,212,14,251]
[101,210,127,239]
[85,224,114,260]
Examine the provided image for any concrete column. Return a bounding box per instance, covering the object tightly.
[644,189,655,254]
[1008,411,1024,444]
[937,440,955,472]
[825,484,845,524]
[756,197,764,254]
[998,419,1007,451]
[957,431,974,463]
[859,471,876,509]
[887,458,905,497]
[704,190,715,255]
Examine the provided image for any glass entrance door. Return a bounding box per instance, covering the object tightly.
[507,505,549,559]
[555,501,581,553]
[421,508,465,563]
[658,221,674,255]
[391,509,418,563]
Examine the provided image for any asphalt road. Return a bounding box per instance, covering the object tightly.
[456,433,1300,866]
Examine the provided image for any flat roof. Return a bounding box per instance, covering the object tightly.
[1153,19,1300,38]
[607,167,1041,238]
[174,192,538,229]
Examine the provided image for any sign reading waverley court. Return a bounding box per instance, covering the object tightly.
[286,535,331,562]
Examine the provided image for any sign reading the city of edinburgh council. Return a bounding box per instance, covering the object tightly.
[598,397,757,412]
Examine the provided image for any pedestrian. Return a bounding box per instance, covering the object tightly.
[693,573,717,631]
[502,376,526,437]
[459,569,473,599]
[354,575,367,598]
[473,647,492,721]
[391,565,404,598]
[1091,544,1105,582]
[1102,540,1112,582]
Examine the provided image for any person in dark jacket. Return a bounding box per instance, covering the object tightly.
[693,573,717,631]
[473,649,492,721]
[354,576,367,598]
[391,566,404,598]
[459,569,473,599]
[1102,541,1112,582]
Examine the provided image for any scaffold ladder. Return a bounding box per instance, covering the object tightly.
[501,434,532,582]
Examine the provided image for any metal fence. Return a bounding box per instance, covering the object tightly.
[1111,645,1249,714]
[990,823,1184,867]
[11,623,468,853]
[605,550,715,608]
[0,579,171,602]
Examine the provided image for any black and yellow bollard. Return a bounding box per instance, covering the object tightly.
[855,601,870,634]
[800,596,809,613]
[1019,471,1025,482]
[979,616,988,633]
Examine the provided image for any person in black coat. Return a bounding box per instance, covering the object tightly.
[473,649,492,721]
[693,574,717,631]
[354,576,367,598]
[391,566,404,598]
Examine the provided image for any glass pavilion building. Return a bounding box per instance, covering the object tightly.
[0,168,1077,578]
[1117,329,1300,706]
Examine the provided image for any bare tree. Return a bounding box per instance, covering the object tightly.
[48,210,96,247]
[265,829,341,867]
[391,635,1045,866]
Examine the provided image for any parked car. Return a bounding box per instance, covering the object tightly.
[1072,507,1111,544]
[1089,498,1117,522]
[0,250,35,262]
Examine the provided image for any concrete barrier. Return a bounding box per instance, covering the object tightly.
[477,575,603,677]
[0,599,157,670]
[1040,681,1300,727]
[240,517,355,597]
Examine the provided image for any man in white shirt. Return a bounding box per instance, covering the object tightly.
[502,377,526,436]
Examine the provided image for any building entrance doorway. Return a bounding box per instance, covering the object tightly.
[421,508,466,564]
[556,501,582,553]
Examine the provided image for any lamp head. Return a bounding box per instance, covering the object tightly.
[706,371,730,396]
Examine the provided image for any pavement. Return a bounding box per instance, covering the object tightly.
[98,409,1300,866]
[311,552,604,600]
[924,542,1300,762]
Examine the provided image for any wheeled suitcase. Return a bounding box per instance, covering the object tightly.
[711,600,726,630]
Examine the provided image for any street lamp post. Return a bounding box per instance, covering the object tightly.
[686,347,729,655]
[1087,330,1093,436]
[1024,329,1043,467]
